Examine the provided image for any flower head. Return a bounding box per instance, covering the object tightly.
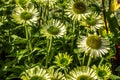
[20,66,51,80]
[67,66,98,80]
[93,65,111,80]
[77,34,110,57]
[84,13,104,31]
[65,0,91,21]
[12,5,39,25]
[41,20,66,38]
[47,67,66,80]
[54,52,73,68]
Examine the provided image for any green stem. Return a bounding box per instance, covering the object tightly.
[25,25,29,47]
[25,25,32,61]
[8,28,11,43]
[62,4,64,21]
[71,21,76,53]
[46,36,52,67]
[45,0,49,23]
[63,68,67,76]
[25,25,29,61]
[48,36,52,54]
[82,53,86,65]
[77,54,81,65]
[87,56,92,67]
[98,58,104,67]
[28,31,32,52]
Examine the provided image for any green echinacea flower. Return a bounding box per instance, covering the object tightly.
[47,67,66,80]
[67,66,98,80]
[20,66,51,80]
[93,65,111,80]
[54,52,73,68]
[12,5,39,25]
[77,34,110,58]
[41,20,66,38]
[84,13,104,31]
[65,0,91,21]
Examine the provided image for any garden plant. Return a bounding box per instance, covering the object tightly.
[1,0,120,80]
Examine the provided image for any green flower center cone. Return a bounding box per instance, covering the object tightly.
[72,2,86,14]
[77,75,93,80]
[86,35,102,49]
[30,76,43,80]
[20,11,33,20]
[60,58,69,66]
[47,26,60,35]
[98,70,107,78]
[86,17,97,26]
[51,77,57,80]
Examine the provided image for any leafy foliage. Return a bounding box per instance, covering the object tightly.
[0,0,120,79]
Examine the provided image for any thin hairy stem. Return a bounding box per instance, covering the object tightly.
[98,58,104,67]
[87,56,92,67]
[46,36,52,67]
[25,24,32,61]
[82,53,86,65]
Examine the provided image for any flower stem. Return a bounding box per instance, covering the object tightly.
[25,25,32,61]
[25,25,29,50]
[28,30,32,52]
[8,26,11,43]
[98,58,104,67]
[77,54,81,65]
[71,21,76,53]
[87,56,92,67]
[46,36,52,67]
[63,68,67,76]
[82,53,86,65]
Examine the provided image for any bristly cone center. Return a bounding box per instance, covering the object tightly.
[86,35,102,49]
[86,17,97,26]
[77,75,93,80]
[30,76,43,80]
[72,2,86,14]
[20,11,33,20]
[47,26,60,35]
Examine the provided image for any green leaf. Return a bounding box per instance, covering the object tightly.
[106,11,119,35]
[11,35,27,44]
[5,74,20,80]
[115,66,120,71]
[14,38,27,44]
[17,49,28,61]
[106,11,120,44]
[109,74,120,80]
[30,47,41,55]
